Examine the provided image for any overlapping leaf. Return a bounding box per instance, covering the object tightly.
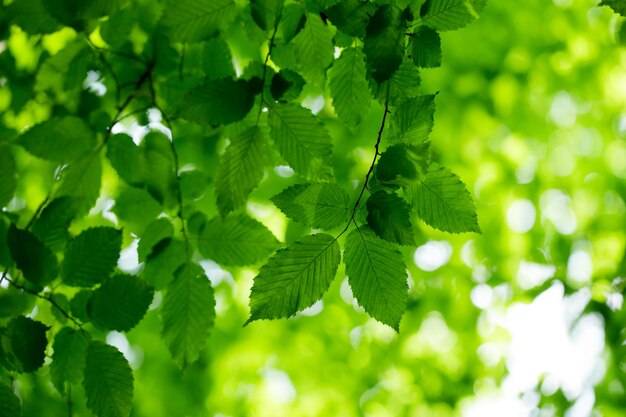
[215,126,266,216]
[389,95,436,144]
[363,4,405,83]
[161,0,236,42]
[197,214,278,266]
[366,191,415,245]
[329,48,372,128]
[344,227,408,330]
[84,341,134,417]
[248,233,341,322]
[407,164,480,233]
[162,264,215,368]
[90,275,154,331]
[0,382,21,417]
[57,154,102,214]
[3,316,49,373]
[137,218,174,262]
[51,327,89,393]
[376,143,430,186]
[19,117,96,162]
[293,13,334,83]
[8,224,58,289]
[0,146,16,208]
[271,182,351,230]
[31,197,79,251]
[420,0,487,31]
[412,26,442,68]
[62,227,122,287]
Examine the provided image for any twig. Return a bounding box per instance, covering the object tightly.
[256,18,281,125]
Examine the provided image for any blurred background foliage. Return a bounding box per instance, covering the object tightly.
[1,0,626,416]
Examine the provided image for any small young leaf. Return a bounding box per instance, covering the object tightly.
[407,164,480,233]
[137,218,174,262]
[0,145,16,208]
[84,341,134,417]
[197,214,279,266]
[90,275,154,331]
[51,327,90,394]
[420,0,487,32]
[292,13,334,83]
[389,95,436,144]
[268,103,333,179]
[412,26,441,68]
[344,227,408,330]
[62,227,122,287]
[0,381,21,417]
[178,78,257,125]
[8,224,58,289]
[162,264,215,368]
[161,0,236,42]
[215,126,266,216]
[248,233,341,322]
[271,182,351,230]
[363,4,405,83]
[6,316,50,373]
[329,48,372,128]
[19,117,96,162]
[366,191,415,245]
[376,143,430,187]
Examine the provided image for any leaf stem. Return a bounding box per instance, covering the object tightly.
[256,19,281,125]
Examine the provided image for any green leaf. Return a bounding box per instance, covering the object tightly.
[57,154,102,215]
[420,0,487,31]
[137,218,174,262]
[366,191,415,246]
[90,274,154,331]
[601,0,626,16]
[197,214,279,266]
[70,290,93,322]
[215,126,266,216]
[380,59,422,105]
[250,0,284,31]
[363,4,405,83]
[277,3,306,43]
[112,187,162,233]
[412,26,441,68]
[62,227,122,287]
[8,224,58,289]
[0,145,16,208]
[247,233,341,322]
[6,316,50,373]
[376,143,430,186]
[271,182,351,230]
[100,7,135,48]
[31,197,79,252]
[106,134,145,187]
[162,263,215,368]
[268,103,333,179]
[292,13,334,83]
[325,0,376,38]
[84,341,134,417]
[141,238,186,290]
[178,78,257,125]
[329,48,372,128]
[270,70,305,102]
[344,227,408,330]
[407,164,480,233]
[389,95,436,144]
[0,381,21,417]
[161,0,237,42]
[50,327,90,394]
[6,0,60,35]
[202,36,235,80]
[19,117,96,162]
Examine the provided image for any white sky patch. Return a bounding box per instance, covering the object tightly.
[516,260,555,290]
[471,284,494,309]
[147,108,172,140]
[506,199,536,233]
[549,91,577,127]
[413,241,453,271]
[540,189,577,235]
[297,300,324,317]
[106,331,144,369]
[83,70,106,96]
[262,369,296,404]
[274,165,294,178]
[567,249,593,286]
[301,95,325,115]
[118,239,141,274]
[200,260,235,288]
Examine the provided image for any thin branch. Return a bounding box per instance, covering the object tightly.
[256,19,281,125]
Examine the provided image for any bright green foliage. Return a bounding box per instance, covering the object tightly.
[270,69,305,102]
[2,316,49,373]
[50,327,90,393]
[420,0,487,31]
[412,26,442,68]
[0,382,21,417]
[271,182,351,230]
[162,264,215,368]
[84,341,134,417]
[382,59,423,104]
[215,126,266,216]
[268,103,334,178]
[112,187,162,232]
[56,154,102,214]
[197,214,279,266]
[0,146,16,208]
[389,95,436,144]
[160,0,236,42]
[19,117,96,162]
[408,164,480,233]
[141,239,186,289]
[366,191,415,245]
[178,78,258,125]
[31,197,78,252]
[344,227,408,331]
[293,13,334,83]
[600,0,626,15]
[106,134,145,186]
[363,4,406,83]
[329,48,372,128]
[137,218,174,262]
[90,275,155,331]
[250,0,284,32]
[8,225,58,289]
[248,233,341,322]
[62,227,123,287]
[324,0,376,37]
